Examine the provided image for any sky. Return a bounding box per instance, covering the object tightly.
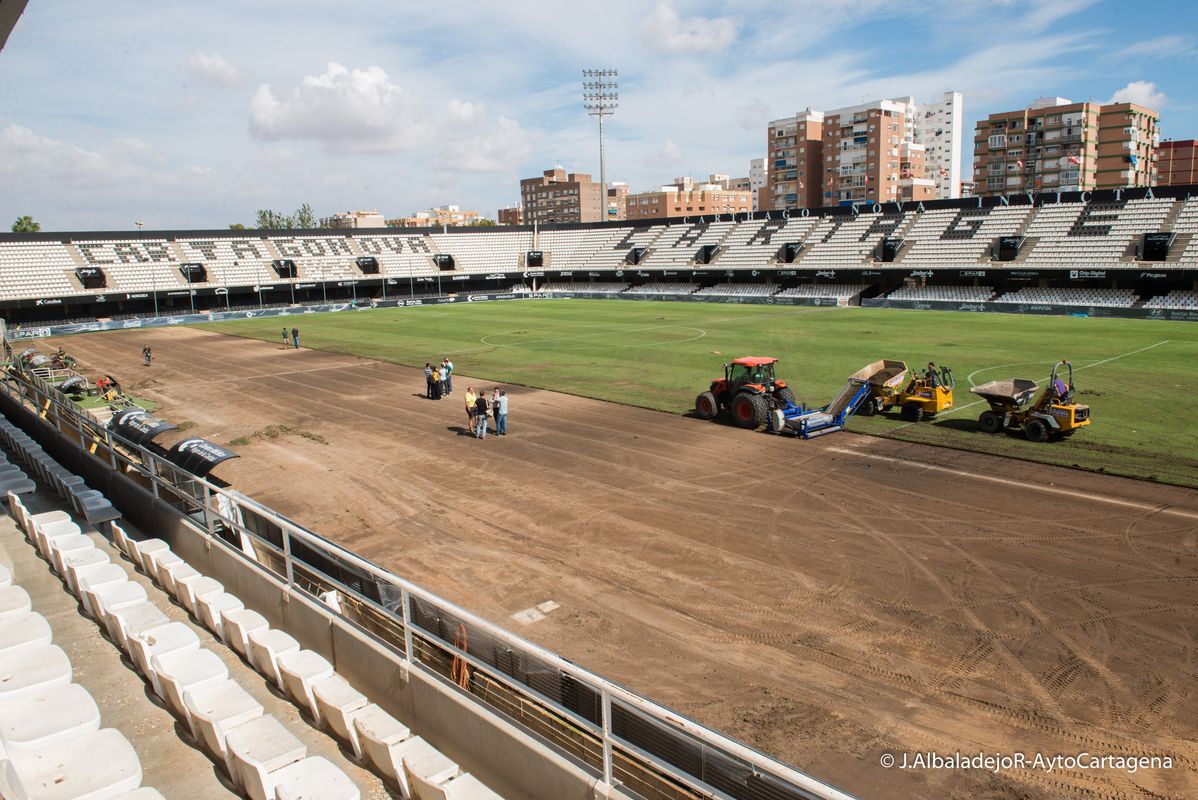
[1,0,1195,231]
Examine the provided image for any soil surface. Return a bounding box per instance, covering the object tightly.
[58,327,1198,800]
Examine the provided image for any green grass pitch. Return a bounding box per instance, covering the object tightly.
[204,300,1198,488]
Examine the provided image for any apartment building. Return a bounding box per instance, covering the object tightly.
[822,98,920,205]
[605,182,629,221]
[748,158,766,211]
[387,205,479,228]
[765,109,824,210]
[520,167,606,224]
[913,90,964,198]
[1157,139,1198,186]
[319,210,386,229]
[624,176,751,219]
[899,142,937,201]
[766,93,963,208]
[497,206,523,225]
[972,96,1159,196]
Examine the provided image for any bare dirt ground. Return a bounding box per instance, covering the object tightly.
[59,326,1198,800]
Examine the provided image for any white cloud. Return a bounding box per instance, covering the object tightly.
[185,52,249,89]
[1108,80,1167,109]
[446,99,486,123]
[645,140,685,170]
[249,62,435,152]
[640,1,736,54]
[1116,35,1195,60]
[437,116,533,173]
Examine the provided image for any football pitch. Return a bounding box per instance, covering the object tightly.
[205,299,1198,488]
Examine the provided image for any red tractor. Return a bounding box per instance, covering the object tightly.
[694,357,797,429]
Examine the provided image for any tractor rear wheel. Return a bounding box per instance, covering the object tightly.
[731,393,768,429]
[901,402,924,423]
[776,387,797,408]
[858,396,878,416]
[978,411,1002,434]
[1024,419,1049,443]
[694,391,718,420]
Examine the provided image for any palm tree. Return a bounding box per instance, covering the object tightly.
[11,216,40,233]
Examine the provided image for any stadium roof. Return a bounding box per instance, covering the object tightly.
[0,0,28,53]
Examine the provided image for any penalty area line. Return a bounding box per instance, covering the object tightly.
[826,446,1198,522]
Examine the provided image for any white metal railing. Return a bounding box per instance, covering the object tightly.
[0,338,857,800]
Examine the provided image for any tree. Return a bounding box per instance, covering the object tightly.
[256,209,292,229]
[254,203,317,229]
[294,203,316,229]
[11,216,40,233]
[468,218,497,227]
[228,223,246,230]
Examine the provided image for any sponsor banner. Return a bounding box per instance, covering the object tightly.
[863,298,1198,321]
[554,292,839,307]
[1068,270,1106,280]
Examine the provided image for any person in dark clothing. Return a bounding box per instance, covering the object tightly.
[291,327,300,349]
[142,345,152,367]
[474,393,489,439]
[425,363,434,398]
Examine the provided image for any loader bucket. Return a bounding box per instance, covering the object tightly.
[969,379,1039,407]
[850,359,908,391]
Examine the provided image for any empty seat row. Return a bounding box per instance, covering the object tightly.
[0,420,118,525]
[107,519,503,799]
[0,501,158,799]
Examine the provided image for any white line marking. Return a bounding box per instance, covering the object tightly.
[826,446,1198,521]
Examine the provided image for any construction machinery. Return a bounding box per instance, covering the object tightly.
[768,360,899,439]
[858,361,955,422]
[970,360,1091,442]
[694,357,797,429]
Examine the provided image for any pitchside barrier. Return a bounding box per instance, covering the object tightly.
[860,297,1198,321]
[0,333,858,800]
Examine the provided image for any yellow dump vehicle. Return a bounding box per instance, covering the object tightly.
[970,360,1091,442]
[856,360,955,422]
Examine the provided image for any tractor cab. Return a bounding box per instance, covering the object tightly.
[695,356,796,429]
[725,358,777,393]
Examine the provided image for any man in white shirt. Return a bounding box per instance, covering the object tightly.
[496,390,509,435]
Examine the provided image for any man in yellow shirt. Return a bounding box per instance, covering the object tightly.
[464,387,477,430]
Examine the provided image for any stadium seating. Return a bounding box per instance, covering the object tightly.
[886,285,995,301]
[0,243,80,300]
[539,282,627,294]
[623,283,697,295]
[898,206,1032,268]
[352,234,437,276]
[774,283,867,300]
[638,221,735,269]
[713,217,822,270]
[693,283,777,296]
[1142,289,1198,309]
[174,237,279,287]
[430,230,534,273]
[796,213,913,269]
[992,287,1139,307]
[2,195,1196,311]
[1021,198,1173,267]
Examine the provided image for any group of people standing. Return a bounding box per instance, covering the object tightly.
[424,358,454,399]
[423,358,511,438]
[464,386,508,439]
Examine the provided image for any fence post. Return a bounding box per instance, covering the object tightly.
[601,688,614,786]
[401,589,415,663]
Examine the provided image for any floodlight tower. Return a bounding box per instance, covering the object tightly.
[582,68,618,202]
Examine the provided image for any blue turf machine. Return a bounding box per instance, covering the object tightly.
[768,360,908,439]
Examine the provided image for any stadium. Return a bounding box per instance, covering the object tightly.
[1,4,1197,800]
